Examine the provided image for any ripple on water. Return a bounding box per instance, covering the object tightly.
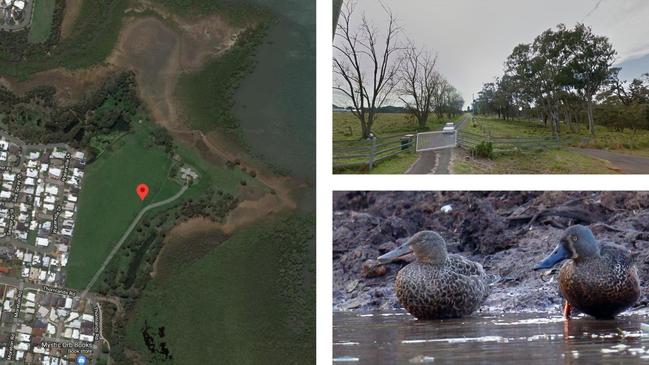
[334,312,649,364]
[402,335,507,344]
[409,355,436,363]
[333,356,360,362]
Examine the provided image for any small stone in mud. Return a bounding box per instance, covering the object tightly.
[362,259,387,278]
[346,279,359,293]
[378,241,397,254]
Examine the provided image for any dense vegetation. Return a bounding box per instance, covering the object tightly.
[176,24,269,133]
[117,214,315,364]
[0,0,128,78]
[0,72,139,148]
[151,0,268,24]
[0,0,64,57]
[474,23,649,136]
[94,187,239,299]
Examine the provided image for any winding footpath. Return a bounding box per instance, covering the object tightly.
[81,183,189,297]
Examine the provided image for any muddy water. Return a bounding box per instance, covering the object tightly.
[233,0,315,180]
[334,312,649,364]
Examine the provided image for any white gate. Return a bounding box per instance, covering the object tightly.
[415,130,457,152]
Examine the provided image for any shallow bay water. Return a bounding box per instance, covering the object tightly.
[334,311,649,364]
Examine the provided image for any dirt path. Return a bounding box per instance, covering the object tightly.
[571,148,649,174]
[60,0,85,39]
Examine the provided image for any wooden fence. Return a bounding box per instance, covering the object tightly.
[458,129,561,153]
[333,134,415,170]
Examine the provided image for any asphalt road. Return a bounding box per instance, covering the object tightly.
[571,148,649,174]
[81,183,189,297]
[406,114,469,174]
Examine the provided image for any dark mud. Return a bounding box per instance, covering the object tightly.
[332,192,649,313]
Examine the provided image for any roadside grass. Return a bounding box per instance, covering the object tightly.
[28,0,56,44]
[335,150,419,174]
[66,120,181,289]
[333,112,462,174]
[457,116,649,173]
[467,115,649,152]
[124,214,315,364]
[333,112,457,142]
[452,148,618,174]
[460,116,550,138]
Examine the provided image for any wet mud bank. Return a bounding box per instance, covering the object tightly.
[332,192,649,313]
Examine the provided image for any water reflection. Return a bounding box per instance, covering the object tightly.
[333,312,649,364]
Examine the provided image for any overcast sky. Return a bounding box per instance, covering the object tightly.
[334,0,649,107]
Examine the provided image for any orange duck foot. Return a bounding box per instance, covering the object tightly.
[563,301,572,319]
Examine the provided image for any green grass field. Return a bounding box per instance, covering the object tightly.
[465,115,649,152]
[28,0,56,44]
[453,115,643,173]
[66,121,181,289]
[125,214,315,364]
[452,148,617,174]
[335,150,419,174]
[333,112,454,141]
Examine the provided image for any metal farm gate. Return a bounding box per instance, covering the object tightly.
[415,130,457,152]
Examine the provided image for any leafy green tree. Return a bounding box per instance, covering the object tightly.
[563,23,616,135]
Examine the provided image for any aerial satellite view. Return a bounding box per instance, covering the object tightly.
[0,0,314,363]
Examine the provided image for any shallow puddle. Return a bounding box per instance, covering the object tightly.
[333,311,649,364]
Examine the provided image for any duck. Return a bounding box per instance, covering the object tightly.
[534,225,640,319]
[377,231,494,320]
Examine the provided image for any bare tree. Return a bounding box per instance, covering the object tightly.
[399,42,440,130]
[433,78,450,119]
[333,1,401,139]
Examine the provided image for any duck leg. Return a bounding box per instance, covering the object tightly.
[562,300,572,319]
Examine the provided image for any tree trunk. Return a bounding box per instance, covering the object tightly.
[365,113,375,139]
[360,119,369,139]
[418,115,427,130]
[587,100,595,136]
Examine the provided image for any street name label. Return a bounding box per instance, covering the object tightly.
[42,285,77,297]
[41,341,94,349]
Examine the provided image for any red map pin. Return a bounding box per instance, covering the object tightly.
[136,183,149,201]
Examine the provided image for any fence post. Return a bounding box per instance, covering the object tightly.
[368,137,376,170]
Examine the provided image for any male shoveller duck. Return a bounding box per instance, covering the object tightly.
[534,225,640,319]
[377,231,496,320]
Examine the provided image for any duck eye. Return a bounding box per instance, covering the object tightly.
[570,235,578,242]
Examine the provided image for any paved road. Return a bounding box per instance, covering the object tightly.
[571,148,649,174]
[406,114,470,174]
[81,184,188,297]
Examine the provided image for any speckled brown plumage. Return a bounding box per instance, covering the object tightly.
[395,254,491,320]
[558,243,640,319]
